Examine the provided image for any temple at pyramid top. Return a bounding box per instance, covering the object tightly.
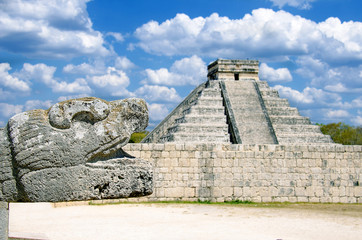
[142,59,333,145]
[207,59,259,81]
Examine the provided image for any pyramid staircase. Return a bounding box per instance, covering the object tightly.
[159,81,230,143]
[142,81,230,143]
[221,80,277,144]
[256,81,333,144]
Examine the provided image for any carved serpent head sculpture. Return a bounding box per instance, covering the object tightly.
[0,97,153,202]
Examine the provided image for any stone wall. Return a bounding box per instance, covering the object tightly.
[122,143,361,203]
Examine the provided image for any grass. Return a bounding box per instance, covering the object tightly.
[88,199,361,211]
[88,199,254,206]
[87,200,362,218]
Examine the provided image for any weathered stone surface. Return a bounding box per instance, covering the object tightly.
[0,97,153,202]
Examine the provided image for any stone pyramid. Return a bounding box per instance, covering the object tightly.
[142,59,333,144]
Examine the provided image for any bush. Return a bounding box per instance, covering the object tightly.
[129,131,149,143]
[318,122,362,145]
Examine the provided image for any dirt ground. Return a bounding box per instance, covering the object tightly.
[9,202,362,240]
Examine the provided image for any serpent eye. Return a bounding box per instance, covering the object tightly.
[48,98,110,129]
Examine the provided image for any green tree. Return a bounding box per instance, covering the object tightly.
[318,122,362,145]
[129,131,149,143]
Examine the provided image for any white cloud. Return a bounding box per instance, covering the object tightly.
[135,85,182,103]
[351,97,362,108]
[318,17,362,60]
[273,85,341,106]
[91,67,129,88]
[148,103,170,121]
[0,0,109,58]
[324,83,362,93]
[0,89,12,101]
[19,63,56,85]
[143,55,207,86]
[111,89,135,98]
[326,109,350,118]
[88,67,134,97]
[24,100,53,111]
[55,78,91,93]
[259,63,292,82]
[115,56,136,70]
[0,63,31,92]
[63,62,105,75]
[106,32,124,42]
[352,115,362,126]
[57,94,90,102]
[0,103,23,118]
[134,10,362,64]
[296,56,362,91]
[269,0,316,9]
[18,63,91,94]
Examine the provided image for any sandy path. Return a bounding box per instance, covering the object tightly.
[9,203,362,240]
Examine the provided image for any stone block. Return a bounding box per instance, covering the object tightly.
[151,151,162,158]
[185,143,196,151]
[154,144,165,151]
[339,197,348,203]
[251,196,262,202]
[164,143,176,151]
[180,151,189,158]
[216,151,226,158]
[184,188,196,197]
[130,144,142,151]
[297,196,308,202]
[141,143,151,151]
[161,151,170,158]
[156,188,165,197]
[175,143,185,151]
[221,159,233,167]
[305,187,315,197]
[261,197,272,202]
[165,187,184,198]
[212,187,222,197]
[354,187,362,197]
[233,187,243,197]
[179,158,190,167]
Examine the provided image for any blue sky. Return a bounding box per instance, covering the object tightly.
[0,0,361,129]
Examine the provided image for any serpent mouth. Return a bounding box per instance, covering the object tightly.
[86,136,134,164]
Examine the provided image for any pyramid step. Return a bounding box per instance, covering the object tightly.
[260,90,280,98]
[234,114,268,122]
[161,132,230,143]
[256,81,270,89]
[202,87,220,92]
[201,89,222,97]
[270,116,311,125]
[276,134,333,144]
[176,115,227,124]
[259,89,278,96]
[263,99,290,107]
[190,98,224,107]
[227,94,261,101]
[167,123,228,134]
[230,102,263,108]
[237,124,274,136]
[183,106,225,115]
[273,124,323,134]
[267,107,299,116]
[237,123,277,144]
